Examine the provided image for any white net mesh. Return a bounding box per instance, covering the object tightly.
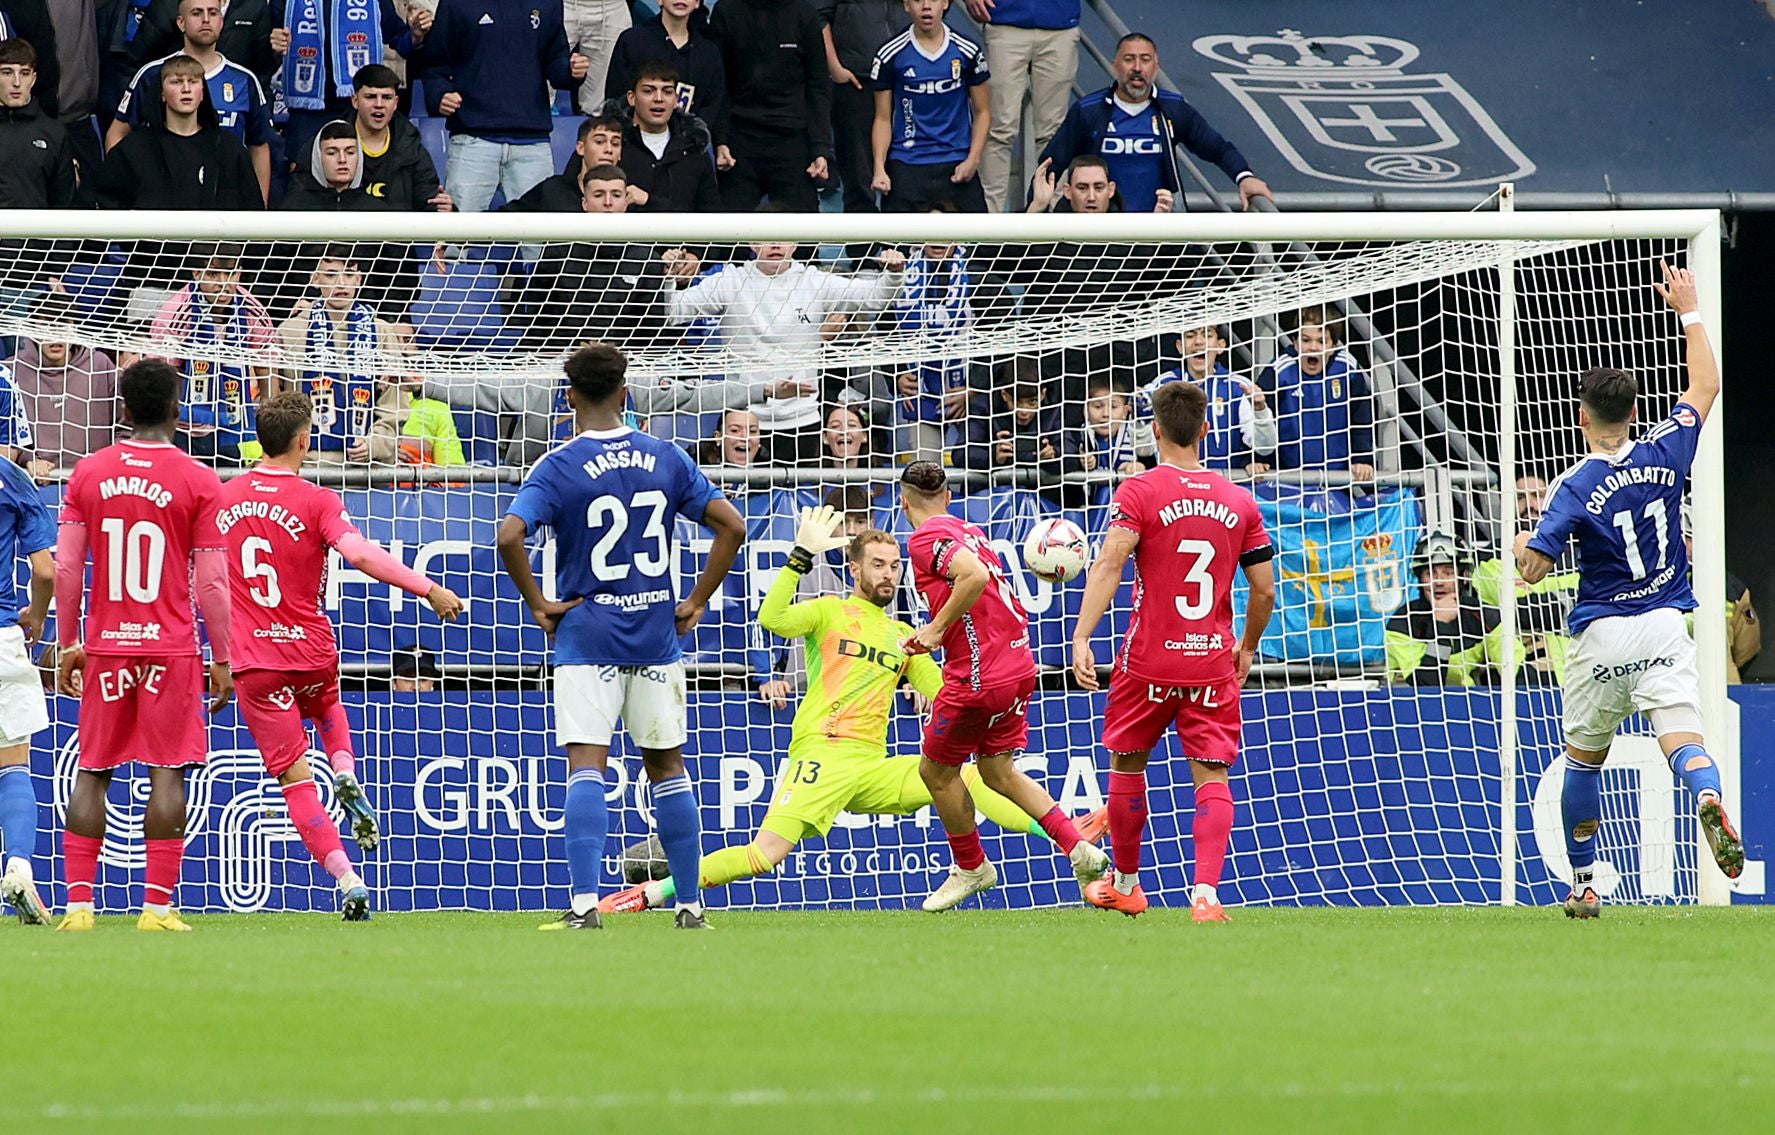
[2,214,1715,912]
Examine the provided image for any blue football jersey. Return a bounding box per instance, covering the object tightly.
[0,457,54,618]
[118,54,273,146]
[507,427,723,667]
[870,26,988,166]
[1527,403,1702,635]
[1099,98,1169,212]
[0,364,34,452]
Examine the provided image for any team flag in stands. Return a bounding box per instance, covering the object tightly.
[1240,486,1422,666]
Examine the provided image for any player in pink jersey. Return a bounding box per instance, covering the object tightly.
[1072,382,1276,921]
[53,361,235,932]
[218,392,464,920]
[899,461,1109,911]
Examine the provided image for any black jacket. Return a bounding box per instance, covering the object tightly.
[127,0,279,88]
[277,124,397,211]
[0,0,60,116]
[615,105,722,213]
[0,98,76,207]
[604,12,729,148]
[501,171,583,213]
[358,115,442,210]
[89,95,261,209]
[812,0,904,75]
[707,0,831,156]
[516,241,672,353]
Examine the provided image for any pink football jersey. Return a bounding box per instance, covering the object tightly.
[60,440,224,656]
[1109,463,1271,685]
[908,513,1036,691]
[215,467,358,672]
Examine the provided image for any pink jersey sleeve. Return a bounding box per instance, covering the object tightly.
[1107,477,1148,538]
[1238,487,1272,561]
[54,521,87,648]
[314,487,361,548]
[334,532,435,598]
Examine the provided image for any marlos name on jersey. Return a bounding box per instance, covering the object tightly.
[215,499,308,539]
[98,476,175,508]
[581,447,658,479]
[1583,465,1678,516]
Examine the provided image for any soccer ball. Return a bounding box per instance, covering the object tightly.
[1023,518,1090,584]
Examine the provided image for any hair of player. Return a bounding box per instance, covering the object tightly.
[1115,32,1158,54]
[1578,366,1638,426]
[1296,304,1344,344]
[1151,379,1208,448]
[580,112,624,141]
[847,528,898,564]
[564,343,628,403]
[352,63,400,93]
[1067,154,1111,182]
[256,391,314,457]
[579,162,628,187]
[161,54,205,84]
[0,39,38,68]
[319,119,357,144]
[900,460,948,501]
[119,359,180,428]
[314,242,361,270]
[633,59,679,90]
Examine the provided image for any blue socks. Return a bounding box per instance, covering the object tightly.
[651,773,702,910]
[0,764,35,868]
[1562,757,1603,887]
[563,767,609,915]
[1667,743,1723,802]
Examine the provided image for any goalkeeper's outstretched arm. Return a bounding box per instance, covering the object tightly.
[1653,260,1720,423]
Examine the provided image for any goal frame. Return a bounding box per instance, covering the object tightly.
[2,206,1730,906]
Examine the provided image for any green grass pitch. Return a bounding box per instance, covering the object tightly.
[12,907,1773,1133]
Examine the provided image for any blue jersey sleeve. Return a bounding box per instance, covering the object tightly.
[0,378,22,449]
[670,445,722,524]
[868,44,895,91]
[508,460,562,533]
[1527,479,1583,560]
[16,485,54,555]
[1643,402,1703,474]
[966,42,990,85]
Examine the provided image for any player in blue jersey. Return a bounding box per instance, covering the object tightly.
[870,0,991,213]
[0,457,56,923]
[498,344,746,931]
[1516,262,1740,919]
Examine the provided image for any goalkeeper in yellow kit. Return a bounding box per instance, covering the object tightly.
[601,506,1104,914]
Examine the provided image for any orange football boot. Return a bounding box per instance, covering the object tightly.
[597,883,652,914]
[1074,807,1110,846]
[1085,876,1148,917]
[1191,896,1229,923]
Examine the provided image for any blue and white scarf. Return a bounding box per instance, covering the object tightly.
[303,301,380,450]
[283,0,383,111]
[893,248,971,424]
[182,299,256,443]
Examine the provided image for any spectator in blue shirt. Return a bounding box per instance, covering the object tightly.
[417,0,590,212]
[1038,32,1271,213]
[1259,305,1375,481]
[963,0,1076,213]
[868,0,989,212]
[1140,323,1276,474]
[107,0,273,202]
[891,225,976,461]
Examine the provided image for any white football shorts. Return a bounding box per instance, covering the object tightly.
[554,661,688,750]
[1563,607,1703,751]
[0,625,47,748]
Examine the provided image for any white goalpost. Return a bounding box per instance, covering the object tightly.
[0,206,1733,912]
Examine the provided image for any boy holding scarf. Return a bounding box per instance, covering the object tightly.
[276,243,405,463]
[145,242,277,464]
[271,0,427,163]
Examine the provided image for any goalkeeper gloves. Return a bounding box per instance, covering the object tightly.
[788,505,849,573]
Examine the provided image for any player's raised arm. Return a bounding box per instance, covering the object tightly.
[1653,260,1719,424]
[761,506,849,638]
[677,495,746,636]
[1072,526,1138,691]
[334,530,463,621]
[496,514,582,637]
[1238,557,1277,684]
[904,546,988,655]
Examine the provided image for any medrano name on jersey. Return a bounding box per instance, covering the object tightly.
[1157,497,1241,529]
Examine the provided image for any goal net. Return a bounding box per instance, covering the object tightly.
[0,209,1732,914]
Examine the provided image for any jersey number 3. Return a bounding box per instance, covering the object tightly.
[1173,538,1217,620]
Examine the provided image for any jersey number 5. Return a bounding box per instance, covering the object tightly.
[240,536,282,608]
[1173,538,1217,620]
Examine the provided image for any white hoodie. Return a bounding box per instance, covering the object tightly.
[665,260,905,430]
